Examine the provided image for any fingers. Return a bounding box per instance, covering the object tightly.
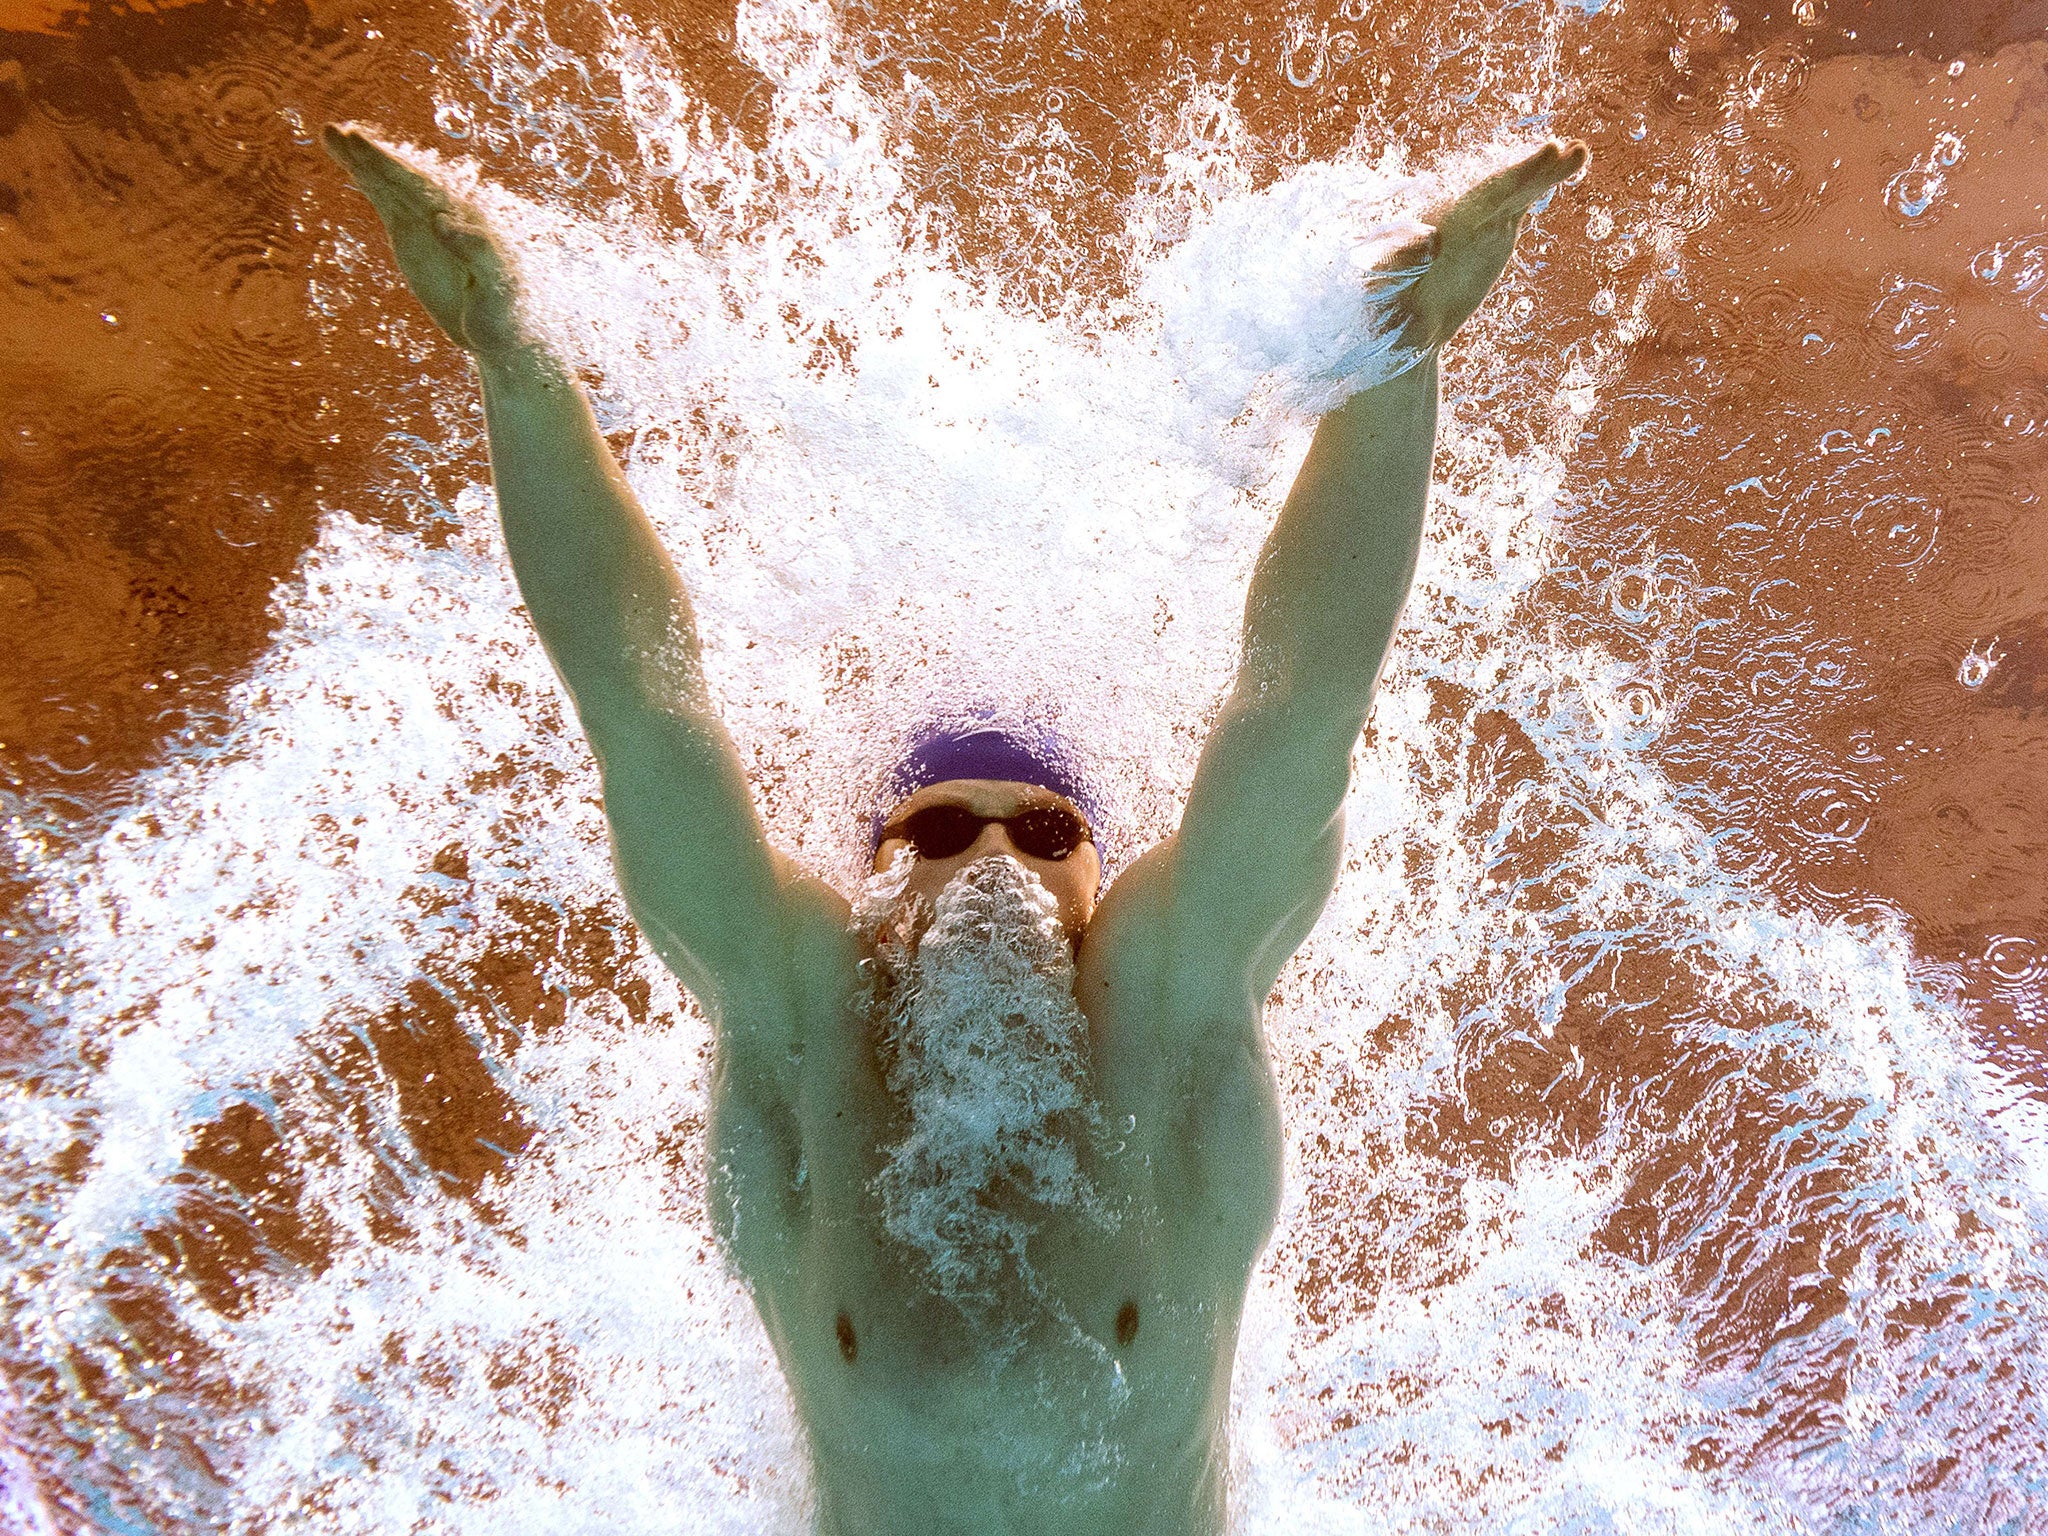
[322,123,455,222]
[1460,139,1592,226]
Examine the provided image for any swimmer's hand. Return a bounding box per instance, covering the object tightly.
[1386,139,1590,349]
[323,124,528,360]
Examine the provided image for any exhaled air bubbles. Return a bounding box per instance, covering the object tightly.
[620,70,686,129]
[1885,132,1966,223]
[1591,289,1616,317]
[1605,573,1654,626]
[1845,492,1940,570]
[1607,560,1690,626]
[1957,640,2004,690]
[1627,115,1648,141]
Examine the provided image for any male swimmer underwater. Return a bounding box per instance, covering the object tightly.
[323,121,1587,1536]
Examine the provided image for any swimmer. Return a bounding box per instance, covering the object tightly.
[323,122,1588,1535]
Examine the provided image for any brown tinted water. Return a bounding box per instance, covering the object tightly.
[4,0,2048,1530]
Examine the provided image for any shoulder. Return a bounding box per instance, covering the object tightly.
[687,859,857,1111]
[1075,836,1271,1023]
[1077,839,1278,1140]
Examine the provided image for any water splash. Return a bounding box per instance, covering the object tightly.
[7,0,2048,1531]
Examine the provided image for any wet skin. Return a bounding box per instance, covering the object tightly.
[322,123,1586,1534]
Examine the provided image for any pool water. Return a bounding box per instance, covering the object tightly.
[2,0,2046,1529]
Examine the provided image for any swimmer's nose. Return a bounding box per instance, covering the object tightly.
[966,820,1019,861]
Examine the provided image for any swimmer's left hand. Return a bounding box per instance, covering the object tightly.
[1383,139,1590,350]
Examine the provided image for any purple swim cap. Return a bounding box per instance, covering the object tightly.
[872,718,1103,853]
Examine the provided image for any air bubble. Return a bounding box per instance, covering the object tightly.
[1991,383,2048,436]
[1867,279,1954,359]
[1969,234,2048,297]
[1792,782,1872,844]
[433,100,474,139]
[1585,207,1615,241]
[1885,166,1944,219]
[1614,681,1664,744]
[1284,33,1325,89]
[1591,289,1616,316]
[1957,640,2003,689]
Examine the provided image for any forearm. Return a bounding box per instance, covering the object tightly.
[1236,353,1440,725]
[476,344,707,725]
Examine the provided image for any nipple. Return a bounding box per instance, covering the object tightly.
[1115,1301,1139,1348]
[836,1310,858,1364]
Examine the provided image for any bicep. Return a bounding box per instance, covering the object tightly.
[1158,687,1357,1003]
[588,702,847,1020]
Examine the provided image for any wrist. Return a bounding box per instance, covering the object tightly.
[475,338,569,391]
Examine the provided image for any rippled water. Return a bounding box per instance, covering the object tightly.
[4,0,2048,1530]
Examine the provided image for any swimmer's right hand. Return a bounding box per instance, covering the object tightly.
[323,124,529,361]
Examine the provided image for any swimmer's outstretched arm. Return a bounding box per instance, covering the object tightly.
[1128,142,1589,1004]
[322,126,847,1031]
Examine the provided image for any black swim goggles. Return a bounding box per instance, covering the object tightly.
[883,802,1093,862]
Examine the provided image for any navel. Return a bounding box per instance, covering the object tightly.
[1115,1300,1139,1348]
[835,1310,858,1364]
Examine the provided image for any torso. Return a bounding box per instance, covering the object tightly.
[707,857,1286,1536]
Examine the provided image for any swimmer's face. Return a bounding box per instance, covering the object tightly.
[874,779,1102,935]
